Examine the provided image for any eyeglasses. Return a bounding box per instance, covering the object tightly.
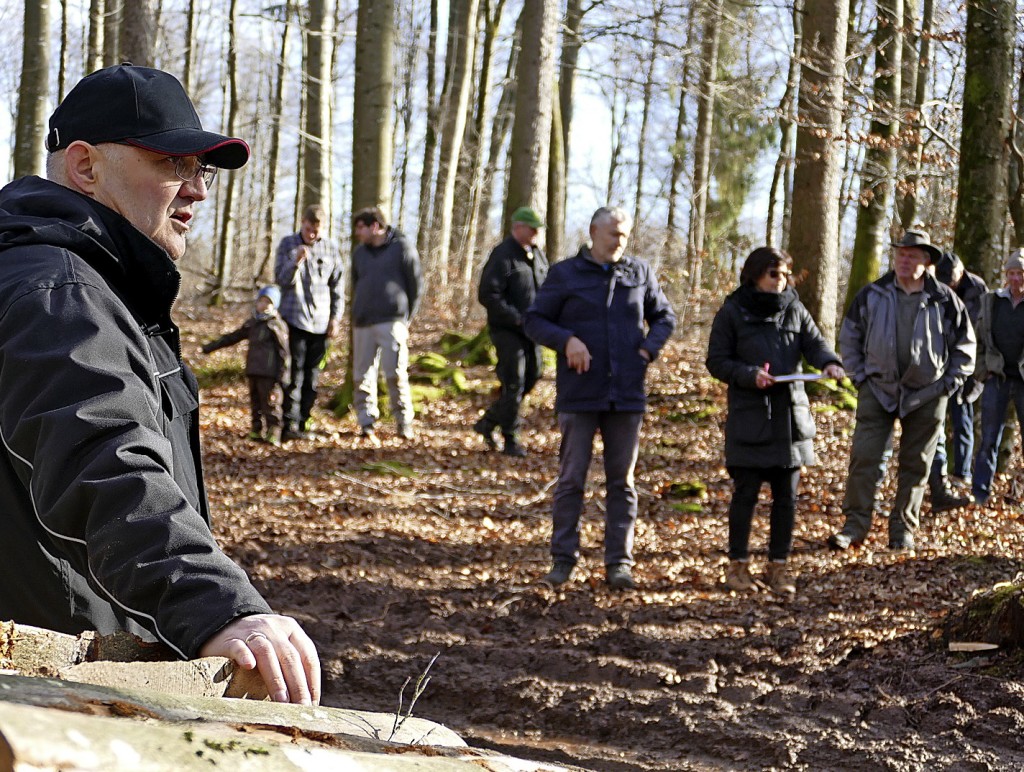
[768,269,790,279]
[171,156,217,187]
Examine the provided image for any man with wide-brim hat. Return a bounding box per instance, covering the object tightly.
[0,64,320,705]
[828,229,976,553]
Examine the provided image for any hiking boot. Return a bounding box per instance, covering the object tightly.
[765,561,796,595]
[606,564,637,590]
[502,435,527,457]
[930,472,970,513]
[725,560,754,591]
[826,531,862,551]
[888,533,916,552]
[473,418,497,450]
[541,561,575,587]
[281,425,310,442]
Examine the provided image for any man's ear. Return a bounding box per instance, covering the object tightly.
[63,141,101,194]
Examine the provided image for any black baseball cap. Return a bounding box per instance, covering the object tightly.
[45,64,249,169]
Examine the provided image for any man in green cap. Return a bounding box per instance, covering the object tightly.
[475,206,549,456]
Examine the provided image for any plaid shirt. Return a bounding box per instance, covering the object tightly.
[273,232,346,334]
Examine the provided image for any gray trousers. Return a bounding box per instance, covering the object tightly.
[353,320,413,430]
[550,411,644,567]
[841,385,946,541]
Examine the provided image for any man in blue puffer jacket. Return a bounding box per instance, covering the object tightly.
[524,206,676,589]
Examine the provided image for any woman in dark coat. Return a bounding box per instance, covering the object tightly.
[706,247,844,594]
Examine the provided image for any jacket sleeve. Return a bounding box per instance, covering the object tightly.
[273,236,301,287]
[523,266,576,352]
[328,242,347,322]
[639,264,676,360]
[705,303,759,389]
[0,281,271,658]
[797,303,842,371]
[942,293,976,395]
[478,247,523,328]
[839,291,868,386]
[202,321,251,354]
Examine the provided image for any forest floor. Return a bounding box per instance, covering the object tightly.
[185,300,1024,771]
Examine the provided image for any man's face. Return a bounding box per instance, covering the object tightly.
[1006,267,1024,295]
[511,221,539,247]
[589,217,631,264]
[894,246,929,283]
[89,144,208,261]
[353,220,383,245]
[300,219,321,244]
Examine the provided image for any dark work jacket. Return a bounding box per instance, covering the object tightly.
[478,235,548,332]
[351,226,422,327]
[953,270,988,403]
[706,286,841,468]
[0,176,271,658]
[524,247,676,412]
[203,311,290,381]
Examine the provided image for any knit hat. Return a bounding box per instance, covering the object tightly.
[257,285,281,308]
[1006,250,1024,273]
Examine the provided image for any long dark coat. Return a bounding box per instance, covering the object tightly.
[706,285,841,468]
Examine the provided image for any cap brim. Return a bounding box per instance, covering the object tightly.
[126,129,250,169]
[891,242,942,263]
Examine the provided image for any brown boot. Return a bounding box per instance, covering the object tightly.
[765,561,796,595]
[725,560,754,591]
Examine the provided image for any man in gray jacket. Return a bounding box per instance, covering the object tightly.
[829,231,975,552]
[351,207,422,441]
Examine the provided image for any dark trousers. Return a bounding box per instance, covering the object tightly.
[727,466,800,562]
[249,375,283,433]
[551,411,644,567]
[931,396,975,481]
[284,325,328,429]
[481,328,542,436]
[972,377,1024,502]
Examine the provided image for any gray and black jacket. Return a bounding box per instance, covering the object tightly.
[0,176,271,658]
[974,288,1024,382]
[351,226,422,327]
[478,235,548,332]
[840,271,976,416]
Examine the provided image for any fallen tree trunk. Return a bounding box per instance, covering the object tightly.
[944,579,1024,649]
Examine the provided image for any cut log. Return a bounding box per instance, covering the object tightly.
[943,580,1024,649]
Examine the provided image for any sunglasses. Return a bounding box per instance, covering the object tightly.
[768,269,790,279]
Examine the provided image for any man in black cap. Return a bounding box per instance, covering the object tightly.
[475,206,549,456]
[829,230,975,552]
[0,65,319,705]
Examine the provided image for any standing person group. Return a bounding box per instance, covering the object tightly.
[351,207,422,442]
[525,206,676,590]
[829,231,976,552]
[706,247,844,594]
[274,204,346,441]
[475,206,549,457]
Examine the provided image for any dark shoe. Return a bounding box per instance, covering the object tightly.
[541,561,575,587]
[280,426,309,442]
[930,488,970,513]
[360,425,381,446]
[827,532,861,551]
[473,418,497,450]
[606,564,637,590]
[502,436,527,457]
[888,533,916,551]
[247,430,265,442]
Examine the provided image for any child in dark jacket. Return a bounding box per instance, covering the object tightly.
[202,286,290,444]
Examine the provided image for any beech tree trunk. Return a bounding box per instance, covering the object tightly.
[87,0,104,73]
[954,0,1014,283]
[121,0,154,66]
[14,0,50,180]
[416,0,440,258]
[846,0,902,310]
[103,0,121,65]
[766,0,802,248]
[352,0,394,215]
[211,0,241,306]
[895,0,932,228]
[302,0,335,227]
[788,0,850,344]
[664,1,697,270]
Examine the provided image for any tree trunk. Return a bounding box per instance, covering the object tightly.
[87,0,105,73]
[352,0,395,215]
[428,0,480,290]
[1009,61,1024,248]
[211,0,240,306]
[503,0,559,232]
[103,0,121,65]
[183,0,197,94]
[895,0,931,228]
[633,3,664,242]
[954,0,1014,283]
[546,87,565,262]
[944,581,1024,650]
[14,0,50,180]
[788,0,850,345]
[664,1,697,271]
[686,0,723,295]
[302,0,335,228]
[845,0,902,310]
[766,0,802,248]
[120,0,154,66]
[416,0,440,259]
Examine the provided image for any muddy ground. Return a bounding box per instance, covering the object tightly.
[187,302,1024,771]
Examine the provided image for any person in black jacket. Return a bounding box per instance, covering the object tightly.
[202,286,291,445]
[0,65,319,705]
[474,206,549,456]
[706,247,844,594]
